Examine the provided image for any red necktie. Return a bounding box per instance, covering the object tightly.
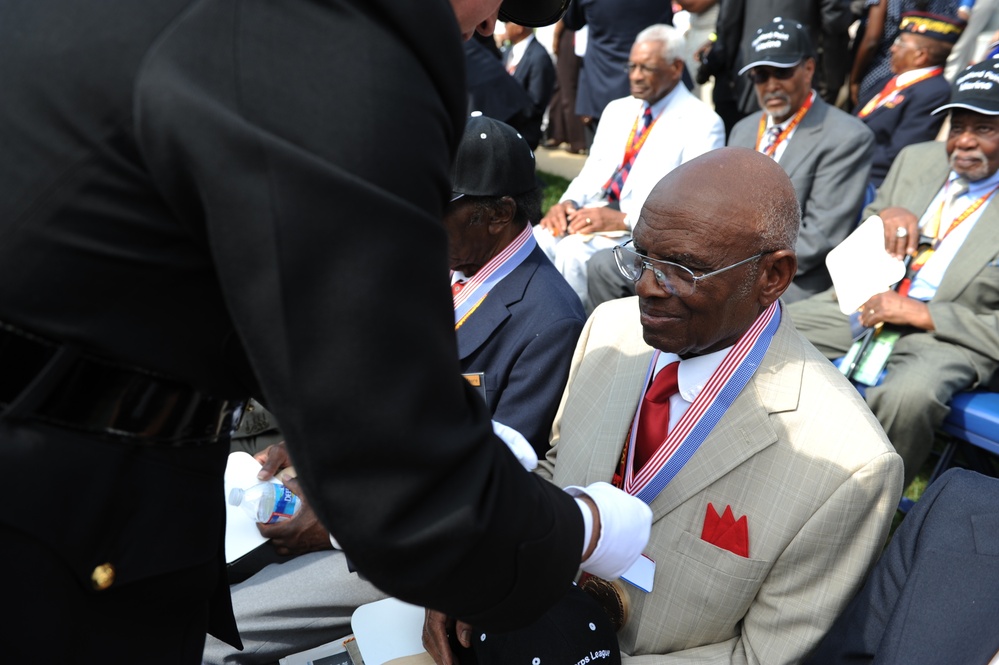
[634,361,679,471]
[451,281,465,296]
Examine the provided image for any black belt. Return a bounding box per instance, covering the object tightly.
[0,322,240,446]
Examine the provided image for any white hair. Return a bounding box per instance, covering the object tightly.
[635,24,685,63]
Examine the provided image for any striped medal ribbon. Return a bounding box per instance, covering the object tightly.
[453,224,536,329]
[623,301,782,504]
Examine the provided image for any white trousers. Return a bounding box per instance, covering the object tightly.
[533,225,630,311]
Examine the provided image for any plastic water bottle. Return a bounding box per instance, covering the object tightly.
[228,481,301,524]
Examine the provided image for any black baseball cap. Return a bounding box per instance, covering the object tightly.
[450,113,538,199]
[933,59,999,116]
[738,17,815,75]
[471,584,622,665]
[500,0,570,28]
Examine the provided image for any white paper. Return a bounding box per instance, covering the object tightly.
[825,215,906,315]
[351,598,429,665]
[224,451,269,563]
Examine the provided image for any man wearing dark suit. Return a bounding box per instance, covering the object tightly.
[564,0,674,132]
[204,115,589,664]
[447,115,587,456]
[804,468,999,664]
[789,59,999,489]
[503,23,557,150]
[857,11,963,187]
[0,0,656,663]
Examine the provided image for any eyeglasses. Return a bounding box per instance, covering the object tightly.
[747,65,799,84]
[613,240,766,297]
[625,62,660,75]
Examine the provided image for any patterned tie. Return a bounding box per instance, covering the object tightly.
[604,106,653,203]
[451,280,465,296]
[634,361,680,472]
[925,176,970,241]
[761,125,782,156]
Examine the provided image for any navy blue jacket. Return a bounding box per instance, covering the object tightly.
[565,0,672,119]
[508,38,556,149]
[805,468,999,664]
[458,244,585,457]
[859,73,951,188]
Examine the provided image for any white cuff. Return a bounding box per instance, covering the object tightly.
[492,420,538,471]
[565,482,652,580]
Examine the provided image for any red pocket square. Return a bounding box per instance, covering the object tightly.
[701,503,749,558]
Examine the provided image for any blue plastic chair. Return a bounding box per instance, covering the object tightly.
[832,358,999,512]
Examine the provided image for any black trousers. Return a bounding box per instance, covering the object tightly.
[0,522,217,664]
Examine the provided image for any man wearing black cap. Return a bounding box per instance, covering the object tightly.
[857,11,965,187]
[728,17,875,303]
[0,0,656,662]
[790,58,999,490]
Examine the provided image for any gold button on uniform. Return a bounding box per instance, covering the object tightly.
[91,563,115,590]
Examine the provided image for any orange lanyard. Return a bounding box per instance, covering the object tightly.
[755,92,814,157]
[910,182,999,273]
[857,67,942,119]
[620,109,658,166]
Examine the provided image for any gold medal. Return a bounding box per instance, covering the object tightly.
[579,575,630,632]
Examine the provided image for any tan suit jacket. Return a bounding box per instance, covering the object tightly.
[538,297,904,664]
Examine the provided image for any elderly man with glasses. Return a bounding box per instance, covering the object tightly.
[483,146,902,664]
[585,18,874,311]
[534,23,724,311]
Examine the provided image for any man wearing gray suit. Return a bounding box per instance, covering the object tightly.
[429,147,902,664]
[728,18,875,303]
[790,59,999,490]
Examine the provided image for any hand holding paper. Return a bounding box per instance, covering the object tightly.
[826,215,907,315]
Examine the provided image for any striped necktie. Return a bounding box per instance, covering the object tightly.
[605,106,653,203]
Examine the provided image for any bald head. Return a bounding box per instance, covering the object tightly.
[631,147,799,357]
[645,147,800,254]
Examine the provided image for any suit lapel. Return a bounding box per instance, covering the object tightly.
[455,247,539,360]
[645,313,801,522]
[583,341,654,487]
[776,95,825,179]
[934,197,999,302]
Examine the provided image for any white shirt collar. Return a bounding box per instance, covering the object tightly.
[653,346,732,403]
[507,34,533,67]
[896,65,938,86]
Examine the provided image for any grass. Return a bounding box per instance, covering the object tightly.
[538,170,572,213]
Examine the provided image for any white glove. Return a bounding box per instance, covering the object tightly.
[565,482,652,580]
[491,420,538,471]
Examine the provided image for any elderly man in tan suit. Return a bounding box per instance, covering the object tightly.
[534,147,904,663]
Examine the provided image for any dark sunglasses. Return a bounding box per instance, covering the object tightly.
[747,65,799,84]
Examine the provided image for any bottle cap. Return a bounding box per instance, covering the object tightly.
[228,487,245,506]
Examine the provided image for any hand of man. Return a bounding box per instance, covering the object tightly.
[566,206,627,235]
[257,477,334,556]
[255,440,296,483]
[878,207,920,259]
[422,609,473,665]
[850,82,860,108]
[539,201,576,237]
[859,291,934,330]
